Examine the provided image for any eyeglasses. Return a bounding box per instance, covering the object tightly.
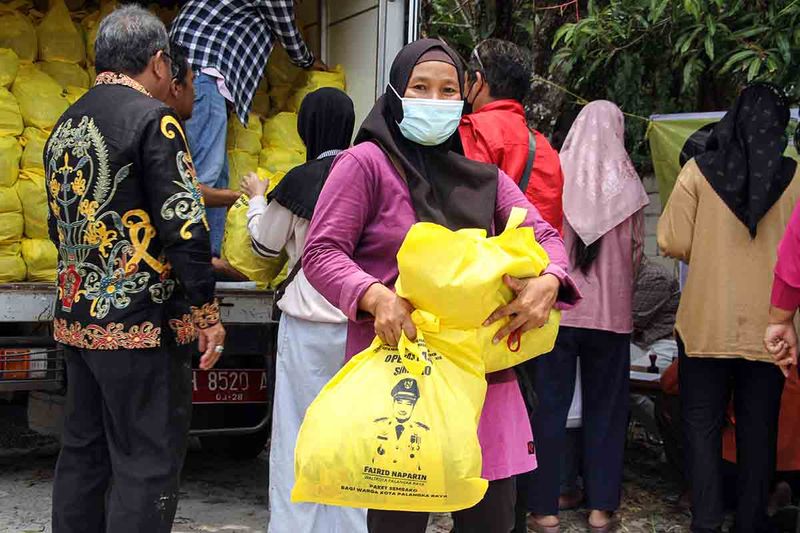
[161,49,180,80]
[471,43,485,72]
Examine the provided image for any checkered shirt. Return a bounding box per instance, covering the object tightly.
[170,0,314,124]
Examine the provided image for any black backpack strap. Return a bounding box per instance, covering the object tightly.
[517,129,537,194]
[271,259,303,321]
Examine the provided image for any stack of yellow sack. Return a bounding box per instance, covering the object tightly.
[227,115,262,192]
[221,168,288,288]
[259,112,305,175]
[0,4,37,64]
[12,64,69,130]
[83,0,117,78]
[0,176,26,283]
[266,45,302,112]
[251,76,271,118]
[287,66,346,113]
[36,0,90,94]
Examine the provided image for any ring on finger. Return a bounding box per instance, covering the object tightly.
[214,345,224,354]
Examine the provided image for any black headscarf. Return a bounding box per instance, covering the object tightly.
[695,83,797,237]
[268,88,355,220]
[355,39,498,232]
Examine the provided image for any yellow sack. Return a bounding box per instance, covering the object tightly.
[293,311,488,512]
[0,243,26,282]
[227,150,258,192]
[288,66,347,112]
[20,127,48,171]
[0,136,22,187]
[37,0,86,64]
[269,85,293,113]
[258,147,304,176]
[0,9,37,63]
[227,115,262,155]
[220,178,287,288]
[21,238,57,281]
[64,85,87,105]
[83,1,117,65]
[396,207,560,373]
[0,185,23,243]
[16,169,48,239]
[261,112,303,151]
[38,61,90,89]
[12,65,69,130]
[251,91,271,118]
[0,48,19,88]
[266,45,301,88]
[0,87,23,137]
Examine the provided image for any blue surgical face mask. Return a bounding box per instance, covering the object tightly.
[390,84,464,146]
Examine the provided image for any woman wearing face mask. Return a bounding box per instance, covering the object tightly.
[303,39,579,533]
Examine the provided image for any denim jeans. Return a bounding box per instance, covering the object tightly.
[185,73,229,257]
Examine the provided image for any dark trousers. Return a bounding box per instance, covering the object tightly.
[367,477,516,533]
[51,340,193,533]
[519,326,630,516]
[678,338,783,533]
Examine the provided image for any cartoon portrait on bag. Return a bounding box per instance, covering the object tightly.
[372,378,430,471]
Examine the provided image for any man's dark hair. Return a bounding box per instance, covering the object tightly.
[170,41,189,85]
[95,5,169,75]
[468,39,533,103]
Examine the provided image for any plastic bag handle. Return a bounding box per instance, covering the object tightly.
[504,207,528,233]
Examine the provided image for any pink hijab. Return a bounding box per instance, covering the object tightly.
[560,101,649,245]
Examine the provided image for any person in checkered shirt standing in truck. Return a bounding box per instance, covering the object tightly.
[170,1,326,266]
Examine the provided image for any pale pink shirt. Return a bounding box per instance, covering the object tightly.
[303,141,579,480]
[200,67,234,103]
[560,210,644,333]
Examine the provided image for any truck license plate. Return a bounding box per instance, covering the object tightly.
[192,369,269,404]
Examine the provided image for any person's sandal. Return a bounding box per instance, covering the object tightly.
[588,513,616,533]
[528,515,560,533]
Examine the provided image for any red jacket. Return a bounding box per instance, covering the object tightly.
[459,99,564,234]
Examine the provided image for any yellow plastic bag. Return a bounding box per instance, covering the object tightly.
[0,136,21,187]
[38,61,90,89]
[269,85,293,113]
[258,147,304,176]
[227,150,258,192]
[251,91,271,119]
[0,9,37,63]
[0,243,26,282]
[0,185,23,243]
[220,174,288,288]
[0,48,19,88]
[11,65,69,130]
[227,115,262,155]
[37,0,86,64]
[293,311,488,512]
[21,238,56,281]
[64,85,87,105]
[261,112,303,151]
[83,1,117,65]
[266,44,301,88]
[16,169,48,239]
[0,87,23,137]
[20,127,48,171]
[396,207,560,373]
[288,66,346,112]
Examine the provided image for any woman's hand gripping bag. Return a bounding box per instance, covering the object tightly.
[292,311,489,512]
[396,207,560,373]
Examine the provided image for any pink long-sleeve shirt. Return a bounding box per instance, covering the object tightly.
[303,141,578,481]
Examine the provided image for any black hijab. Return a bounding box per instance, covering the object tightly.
[696,83,797,237]
[355,39,498,232]
[268,88,356,220]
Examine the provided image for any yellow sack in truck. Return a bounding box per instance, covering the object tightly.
[251,91,271,118]
[266,44,301,88]
[0,185,23,243]
[258,147,304,176]
[12,65,69,130]
[21,238,57,281]
[293,311,488,512]
[20,127,48,171]
[38,0,86,64]
[221,171,287,287]
[227,115,262,155]
[16,169,48,239]
[288,66,346,112]
[0,87,23,137]
[261,112,303,152]
[0,136,22,187]
[38,61,91,89]
[227,150,258,193]
[0,9,37,63]
[64,85,87,105]
[0,243,26,283]
[0,48,19,88]
[395,207,560,373]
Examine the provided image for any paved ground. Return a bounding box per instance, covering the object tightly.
[0,400,691,532]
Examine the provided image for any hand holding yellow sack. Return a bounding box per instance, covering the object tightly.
[396,207,560,373]
[293,311,488,512]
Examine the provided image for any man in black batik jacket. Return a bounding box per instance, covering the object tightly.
[45,6,226,533]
